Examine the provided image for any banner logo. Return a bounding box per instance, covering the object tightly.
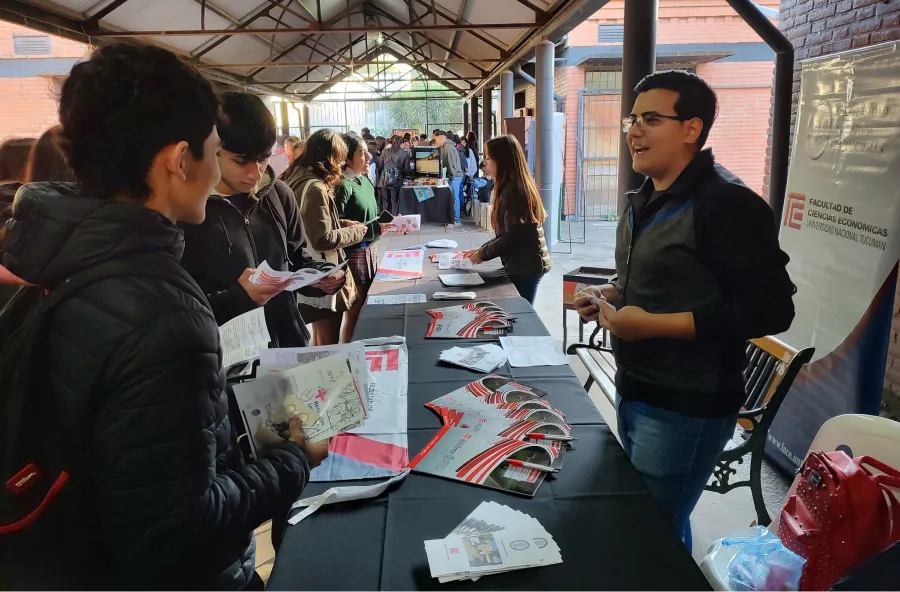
[784,192,806,230]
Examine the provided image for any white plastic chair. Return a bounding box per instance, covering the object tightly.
[700,413,900,590]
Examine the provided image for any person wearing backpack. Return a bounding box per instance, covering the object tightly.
[379,135,409,215]
[180,92,345,349]
[0,43,328,590]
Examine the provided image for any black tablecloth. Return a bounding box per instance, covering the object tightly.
[268,293,709,590]
[399,186,454,224]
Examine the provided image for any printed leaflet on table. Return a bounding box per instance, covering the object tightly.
[366,293,427,305]
[434,291,477,300]
[424,501,562,583]
[375,249,425,281]
[408,425,564,497]
[410,375,572,497]
[426,302,513,339]
[439,273,484,287]
[499,336,569,367]
[310,336,410,481]
[425,239,458,248]
[438,344,508,373]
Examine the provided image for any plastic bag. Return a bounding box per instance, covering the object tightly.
[723,526,806,591]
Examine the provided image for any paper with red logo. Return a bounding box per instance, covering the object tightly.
[375,248,425,280]
[409,426,563,497]
[443,410,572,440]
[232,354,367,457]
[425,303,512,338]
[309,336,409,481]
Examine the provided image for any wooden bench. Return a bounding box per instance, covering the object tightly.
[568,325,814,526]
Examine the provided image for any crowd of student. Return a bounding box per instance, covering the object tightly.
[0,31,803,591]
[0,40,563,588]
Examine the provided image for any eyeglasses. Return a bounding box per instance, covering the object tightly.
[622,113,687,133]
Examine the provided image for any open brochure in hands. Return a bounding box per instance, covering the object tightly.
[425,502,562,583]
[388,214,421,233]
[249,260,347,292]
[231,354,367,458]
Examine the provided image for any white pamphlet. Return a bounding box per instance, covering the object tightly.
[433,291,477,300]
[249,259,347,292]
[426,239,459,248]
[439,345,508,373]
[499,336,569,367]
[424,501,562,582]
[439,273,484,287]
[366,293,427,305]
[219,307,270,369]
[287,469,410,525]
[437,255,473,270]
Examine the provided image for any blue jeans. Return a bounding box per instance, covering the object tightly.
[449,177,462,223]
[510,274,542,305]
[616,397,736,551]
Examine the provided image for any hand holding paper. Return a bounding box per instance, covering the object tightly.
[249,260,347,293]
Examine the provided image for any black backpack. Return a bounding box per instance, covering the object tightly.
[0,256,208,588]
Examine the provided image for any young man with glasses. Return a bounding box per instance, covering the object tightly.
[181,92,345,348]
[574,70,795,550]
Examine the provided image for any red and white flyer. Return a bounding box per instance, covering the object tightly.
[375,249,425,281]
[409,426,564,497]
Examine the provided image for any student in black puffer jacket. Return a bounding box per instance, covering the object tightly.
[462,135,551,304]
[1,43,327,590]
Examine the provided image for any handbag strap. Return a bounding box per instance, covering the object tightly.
[858,456,900,488]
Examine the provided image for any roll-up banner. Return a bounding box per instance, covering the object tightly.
[767,42,900,473]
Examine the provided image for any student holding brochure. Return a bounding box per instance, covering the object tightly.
[461,135,551,304]
[283,129,367,345]
[0,44,327,589]
[181,92,345,348]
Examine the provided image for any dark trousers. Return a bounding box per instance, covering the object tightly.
[510,274,543,305]
[387,187,400,216]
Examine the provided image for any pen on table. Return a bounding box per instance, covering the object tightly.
[526,433,576,442]
[506,459,559,473]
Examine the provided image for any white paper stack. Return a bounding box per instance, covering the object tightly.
[426,239,459,248]
[439,273,484,287]
[433,291,477,300]
[424,502,562,583]
[439,344,507,373]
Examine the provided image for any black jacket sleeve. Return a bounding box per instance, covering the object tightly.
[692,185,796,343]
[205,283,258,326]
[479,210,527,262]
[96,308,310,583]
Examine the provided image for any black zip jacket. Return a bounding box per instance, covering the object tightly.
[613,149,796,418]
[181,169,332,348]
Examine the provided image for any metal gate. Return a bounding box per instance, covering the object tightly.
[576,89,621,220]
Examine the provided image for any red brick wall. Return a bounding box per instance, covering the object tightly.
[768,0,900,397]
[0,23,86,141]
[699,61,775,194]
[563,0,778,214]
[569,0,780,46]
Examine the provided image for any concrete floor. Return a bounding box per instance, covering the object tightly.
[537,220,792,562]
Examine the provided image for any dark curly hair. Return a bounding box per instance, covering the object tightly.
[59,43,219,201]
[287,129,347,188]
